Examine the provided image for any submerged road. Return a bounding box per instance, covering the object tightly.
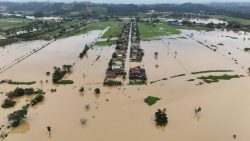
[124,22,132,82]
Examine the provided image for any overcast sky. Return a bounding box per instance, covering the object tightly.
[1,0,250,4]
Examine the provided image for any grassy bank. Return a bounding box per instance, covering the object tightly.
[56,80,74,85]
[198,74,240,83]
[191,70,233,75]
[95,40,117,46]
[8,81,36,85]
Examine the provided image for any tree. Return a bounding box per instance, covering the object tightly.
[155,108,168,126]
[8,109,28,127]
[1,99,16,108]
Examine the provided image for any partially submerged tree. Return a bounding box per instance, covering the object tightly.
[79,87,84,92]
[155,108,168,126]
[80,118,87,125]
[8,108,28,127]
[194,106,202,115]
[94,88,100,94]
[1,98,16,108]
[154,52,158,58]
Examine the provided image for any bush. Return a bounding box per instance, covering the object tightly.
[1,99,16,108]
[144,96,160,106]
[8,81,36,85]
[56,80,74,85]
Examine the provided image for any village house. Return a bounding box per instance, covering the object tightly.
[130,44,144,61]
[129,66,147,81]
[106,70,117,78]
[167,20,180,26]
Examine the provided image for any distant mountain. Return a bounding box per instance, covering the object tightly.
[208,2,250,13]
[0,1,249,17]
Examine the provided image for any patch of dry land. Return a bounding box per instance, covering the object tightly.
[1,25,250,141]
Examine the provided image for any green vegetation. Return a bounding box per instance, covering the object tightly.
[8,107,28,127]
[56,80,74,85]
[211,15,250,25]
[139,23,181,39]
[30,94,44,106]
[155,108,168,126]
[7,88,35,98]
[103,80,122,86]
[170,74,186,78]
[128,80,146,85]
[52,68,67,83]
[1,98,16,108]
[52,65,72,84]
[79,45,90,58]
[191,70,233,75]
[139,23,211,40]
[95,40,116,46]
[198,74,240,83]
[0,18,31,29]
[144,96,160,106]
[85,21,119,33]
[0,38,19,47]
[8,81,36,85]
[101,21,123,38]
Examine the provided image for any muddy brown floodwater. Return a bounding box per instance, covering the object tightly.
[1,29,250,141]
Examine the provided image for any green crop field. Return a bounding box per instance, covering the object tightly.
[0,18,31,29]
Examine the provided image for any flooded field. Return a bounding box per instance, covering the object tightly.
[1,28,250,141]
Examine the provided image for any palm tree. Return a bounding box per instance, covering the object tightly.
[155,108,168,126]
[194,106,202,115]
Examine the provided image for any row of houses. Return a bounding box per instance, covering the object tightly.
[129,21,147,84]
[104,22,131,86]
[130,22,144,62]
[141,17,228,26]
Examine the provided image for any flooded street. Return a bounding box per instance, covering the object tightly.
[1,28,250,141]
